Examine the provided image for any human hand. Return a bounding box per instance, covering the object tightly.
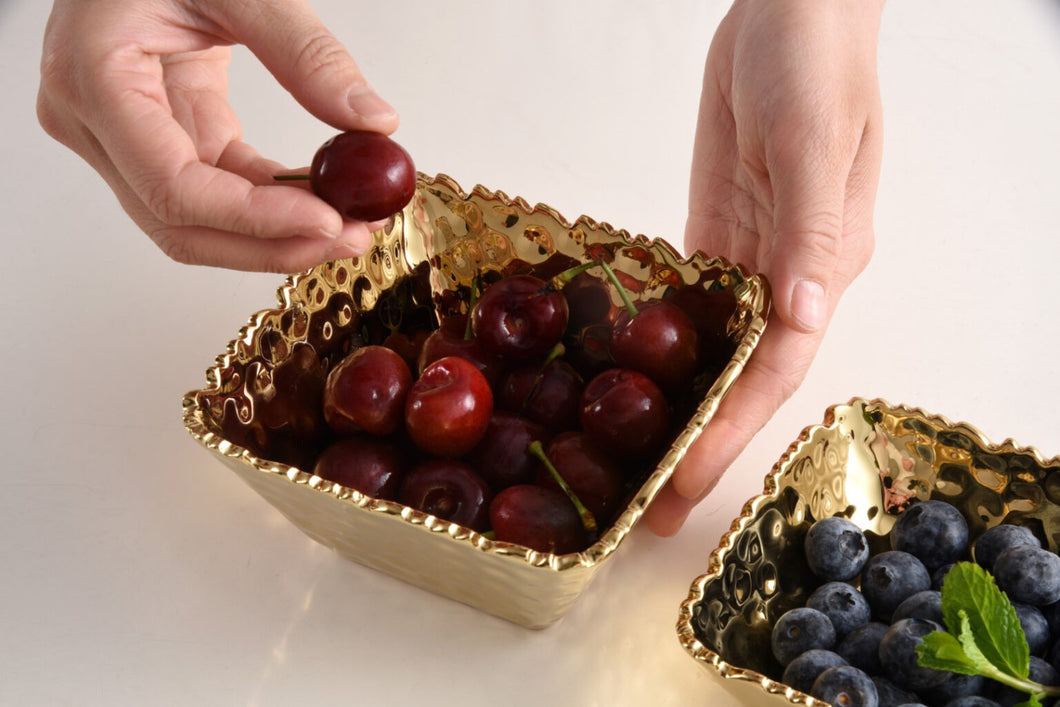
[37,0,399,272]
[643,0,885,535]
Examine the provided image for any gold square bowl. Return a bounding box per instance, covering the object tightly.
[676,397,1060,703]
[182,173,769,629]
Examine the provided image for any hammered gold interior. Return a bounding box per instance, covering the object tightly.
[676,397,1060,704]
[183,173,770,628]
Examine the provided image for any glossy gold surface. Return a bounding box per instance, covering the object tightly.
[677,397,1060,704]
[183,173,769,629]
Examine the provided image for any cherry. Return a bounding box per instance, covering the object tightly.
[580,368,671,459]
[308,130,416,222]
[382,329,429,373]
[399,459,492,531]
[562,270,613,331]
[489,485,588,554]
[667,285,739,371]
[532,432,626,526]
[498,355,583,432]
[323,344,413,437]
[471,275,569,361]
[405,356,493,457]
[417,327,504,386]
[470,411,551,490]
[313,436,406,500]
[610,300,699,392]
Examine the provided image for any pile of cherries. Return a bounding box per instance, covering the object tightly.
[311,259,734,554]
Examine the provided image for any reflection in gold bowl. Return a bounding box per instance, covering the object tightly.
[677,397,1060,703]
[183,173,770,629]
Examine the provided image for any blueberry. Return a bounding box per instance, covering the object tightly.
[892,589,944,626]
[807,582,872,638]
[805,517,871,581]
[781,648,848,694]
[871,676,920,707]
[991,655,1057,706]
[890,500,970,572]
[994,545,1060,606]
[1043,601,1060,635]
[932,562,955,590]
[771,607,837,665]
[812,665,879,707]
[838,622,890,675]
[879,618,953,691]
[923,672,986,705]
[973,524,1040,572]
[861,551,932,621]
[1013,602,1050,656]
[945,698,1001,707]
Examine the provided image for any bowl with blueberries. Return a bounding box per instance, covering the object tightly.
[184,172,770,629]
[677,398,1060,707]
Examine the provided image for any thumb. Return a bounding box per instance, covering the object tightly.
[766,133,853,334]
[224,0,399,134]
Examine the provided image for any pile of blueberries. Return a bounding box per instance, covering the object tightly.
[771,501,1060,707]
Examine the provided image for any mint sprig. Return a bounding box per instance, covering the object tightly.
[916,561,1060,707]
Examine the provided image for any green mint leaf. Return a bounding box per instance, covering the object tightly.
[940,562,1029,678]
[915,630,980,675]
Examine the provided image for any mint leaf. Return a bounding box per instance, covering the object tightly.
[915,630,980,675]
[940,562,1029,678]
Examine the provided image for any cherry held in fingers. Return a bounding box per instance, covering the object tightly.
[277,130,416,222]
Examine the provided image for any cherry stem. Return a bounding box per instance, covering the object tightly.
[464,275,480,340]
[527,440,598,534]
[548,261,598,291]
[598,260,639,318]
[273,174,311,181]
[519,343,566,415]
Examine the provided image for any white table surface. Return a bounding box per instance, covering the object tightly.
[2,1,1059,705]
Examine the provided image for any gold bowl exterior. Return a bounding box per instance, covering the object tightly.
[677,397,1060,704]
[183,173,769,629]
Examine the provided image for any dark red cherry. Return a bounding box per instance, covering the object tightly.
[405,356,493,458]
[323,345,413,437]
[399,459,492,531]
[313,436,406,500]
[533,432,626,526]
[610,300,699,392]
[309,130,416,222]
[489,485,588,554]
[471,275,569,361]
[498,358,583,432]
[470,411,551,490]
[417,328,504,386]
[580,368,671,459]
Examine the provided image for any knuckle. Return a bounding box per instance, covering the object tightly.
[151,229,198,266]
[295,30,356,84]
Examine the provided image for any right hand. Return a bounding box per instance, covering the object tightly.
[37,0,399,272]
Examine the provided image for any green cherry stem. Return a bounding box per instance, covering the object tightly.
[527,440,598,534]
[273,174,311,181]
[598,260,639,318]
[548,261,598,290]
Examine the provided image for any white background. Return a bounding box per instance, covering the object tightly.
[2,1,1059,705]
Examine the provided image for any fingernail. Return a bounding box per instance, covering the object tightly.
[314,227,339,240]
[347,86,397,120]
[791,279,827,331]
[324,242,364,261]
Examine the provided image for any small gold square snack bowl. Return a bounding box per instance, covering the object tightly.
[676,397,1060,703]
[182,173,769,629]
